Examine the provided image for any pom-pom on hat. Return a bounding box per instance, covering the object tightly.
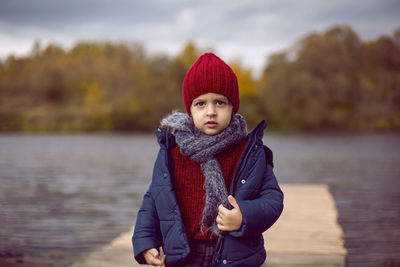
[183,53,240,114]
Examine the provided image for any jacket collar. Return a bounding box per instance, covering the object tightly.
[249,120,266,139]
[246,120,267,145]
[155,126,176,150]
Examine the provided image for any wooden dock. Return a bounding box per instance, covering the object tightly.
[70,184,346,267]
[263,184,346,266]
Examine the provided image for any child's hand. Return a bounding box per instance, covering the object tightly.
[143,246,165,266]
[216,195,242,231]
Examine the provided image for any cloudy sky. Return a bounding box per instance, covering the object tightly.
[0,0,399,74]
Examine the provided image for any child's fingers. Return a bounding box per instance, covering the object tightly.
[159,246,166,265]
[217,221,230,231]
[217,214,232,231]
[144,248,163,265]
[216,214,223,225]
[151,256,164,266]
[159,246,165,257]
[147,248,159,258]
[218,204,227,215]
[228,195,239,209]
[217,219,225,231]
[160,254,166,265]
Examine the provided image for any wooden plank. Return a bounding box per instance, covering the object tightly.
[263,184,346,266]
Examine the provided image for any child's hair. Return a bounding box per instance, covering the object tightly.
[182,53,240,114]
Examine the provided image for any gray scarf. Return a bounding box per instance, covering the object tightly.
[160,112,247,235]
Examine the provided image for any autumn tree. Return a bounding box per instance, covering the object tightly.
[259,25,400,130]
[1,26,399,132]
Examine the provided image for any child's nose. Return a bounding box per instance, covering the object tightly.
[206,104,217,116]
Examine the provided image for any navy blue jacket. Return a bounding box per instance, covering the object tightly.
[132,121,284,266]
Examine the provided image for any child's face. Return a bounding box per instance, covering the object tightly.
[190,93,233,135]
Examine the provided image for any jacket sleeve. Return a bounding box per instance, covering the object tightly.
[230,156,283,238]
[132,187,162,264]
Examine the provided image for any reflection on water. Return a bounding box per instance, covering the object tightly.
[0,132,399,266]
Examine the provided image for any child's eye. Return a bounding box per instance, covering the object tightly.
[195,101,205,107]
[216,100,227,106]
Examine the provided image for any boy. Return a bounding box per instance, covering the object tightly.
[132,53,283,267]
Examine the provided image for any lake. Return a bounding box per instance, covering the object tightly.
[0,132,399,266]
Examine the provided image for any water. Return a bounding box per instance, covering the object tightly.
[266,132,400,266]
[0,135,158,266]
[0,133,399,266]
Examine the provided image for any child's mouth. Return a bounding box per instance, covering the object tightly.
[206,121,217,128]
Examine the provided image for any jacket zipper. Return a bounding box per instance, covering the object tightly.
[230,138,256,196]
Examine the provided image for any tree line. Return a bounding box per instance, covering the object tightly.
[0,25,399,132]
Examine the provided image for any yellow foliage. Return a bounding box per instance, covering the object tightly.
[85,81,105,108]
[229,60,257,98]
[84,81,111,131]
[176,41,202,69]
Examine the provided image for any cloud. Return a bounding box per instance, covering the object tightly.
[0,0,399,75]
[0,0,173,26]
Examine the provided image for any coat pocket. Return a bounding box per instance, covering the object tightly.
[220,234,265,266]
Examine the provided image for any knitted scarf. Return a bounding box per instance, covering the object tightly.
[160,112,247,235]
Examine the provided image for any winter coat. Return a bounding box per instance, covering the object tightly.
[132,120,284,267]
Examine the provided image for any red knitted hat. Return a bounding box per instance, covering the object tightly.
[182,53,240,114]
